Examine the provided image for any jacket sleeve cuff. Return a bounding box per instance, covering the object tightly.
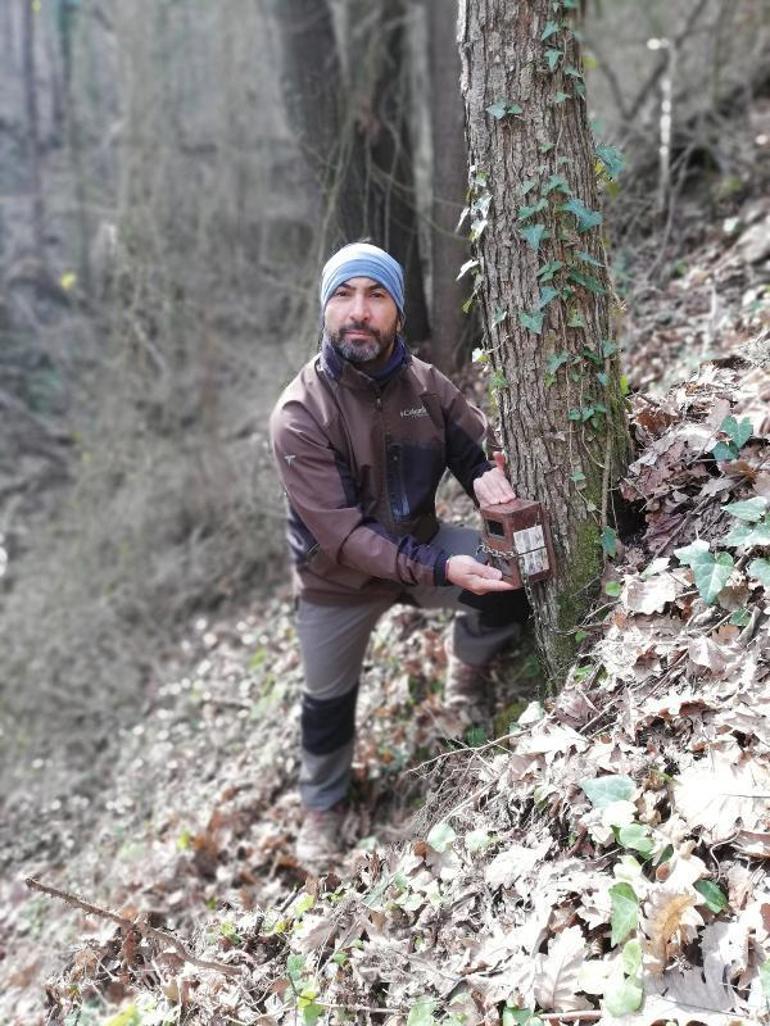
[434,551,451,586]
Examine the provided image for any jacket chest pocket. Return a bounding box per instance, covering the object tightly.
[385,440,446,524]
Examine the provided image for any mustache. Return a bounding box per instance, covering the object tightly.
[342,324,378,338]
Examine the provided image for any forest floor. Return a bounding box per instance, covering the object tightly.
[2,171,770,1026]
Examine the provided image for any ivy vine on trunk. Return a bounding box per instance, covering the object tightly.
[458,0,632,682]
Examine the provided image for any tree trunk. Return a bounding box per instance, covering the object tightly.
[62,3,92,297]
[458,0,631,682]
[267,0,361,248]
[3,0,16,71]
[21,0,46,265]
[364,0,429,341]
[427,0,472,372]
[269,0,430,340]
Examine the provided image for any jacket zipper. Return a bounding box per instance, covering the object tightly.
[374,388,399,531]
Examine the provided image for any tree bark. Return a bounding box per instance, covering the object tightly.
[21,0,46,265]
[364,0,429,341]
[266,0,357,245]
[458,0,631,682]
[426,0,473,372]
[3,0,16,71]
[269,0,429,340]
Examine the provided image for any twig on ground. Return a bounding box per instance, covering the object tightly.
[25,877,242,977]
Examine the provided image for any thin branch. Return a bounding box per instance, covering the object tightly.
[624,0,711,124]
[25,878,242,977]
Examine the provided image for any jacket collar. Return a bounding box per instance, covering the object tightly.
[320,334,411,391]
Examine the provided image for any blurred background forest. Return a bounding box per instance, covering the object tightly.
[1,0,768,811]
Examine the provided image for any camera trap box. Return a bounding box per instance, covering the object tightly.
[479,498,555,588]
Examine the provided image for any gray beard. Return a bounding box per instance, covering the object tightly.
[327,328,392,365]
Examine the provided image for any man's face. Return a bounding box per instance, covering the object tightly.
[324,276,400,366]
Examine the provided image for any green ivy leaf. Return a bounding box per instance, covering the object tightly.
[301,999,324,1026]
[730,607,751,627]
[487,100,523,120]
[407,997,437,1026]
[693,551,735,604]
[609,882,639,946]
[596,143,625,180]
[620,374,630,396]
[694,880,728,914]
[553,91,570,104]
[293,892,315,916]
[567,309,586,328]
[723,522,753,547]
[622,938,643,977]
[537,259,563,281]
[520,178,537,196]
[712,440,740,462]
[560,196,603,231]
[603,977,643,1017]
[722,415,753,448]
[759,959,770,1003]
[601,339,618,357]
[674,539,710,565]
[597,371,608,387]
[545,48,562,71]
[581,774,635,808]
[676,541,734,604]
[546,351,570,374]
[577,249,602,267]
[568,268,607,294]
[519,309,544,334]
[502,1008,543,1026]
[746,519,770,546]
[426,820,456,853]
[541,20,560,40]
[723,497,769,522]
[543,173,570,195]
[602,526,618,557]
[491,307,508,327]
[615,823,655,858]
[565,65,583,78]
[520,223,548,251]
[749,558,770,588]
[538,286,560,308]
[518,198,548,220]
[581,345,603,367]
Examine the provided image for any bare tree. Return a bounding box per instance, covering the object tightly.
[426,0,472,371]
[459,0,631,680]
[269,0,429,340]
[21,0,46,265]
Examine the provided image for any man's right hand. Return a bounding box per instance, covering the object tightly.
[445,555,515,595]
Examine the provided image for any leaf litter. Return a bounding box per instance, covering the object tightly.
[2,202,770,1026]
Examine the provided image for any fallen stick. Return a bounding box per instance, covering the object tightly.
[26,877,241,977]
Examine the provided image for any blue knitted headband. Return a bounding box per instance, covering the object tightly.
[320,243,405,322]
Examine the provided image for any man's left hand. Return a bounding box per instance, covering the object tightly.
[474,451,516,506]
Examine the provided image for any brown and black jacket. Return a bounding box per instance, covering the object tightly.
[269,336,496,605]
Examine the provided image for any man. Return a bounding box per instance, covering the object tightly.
[270,242,529,867]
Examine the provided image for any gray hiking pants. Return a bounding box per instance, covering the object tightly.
[296,523,529,810]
